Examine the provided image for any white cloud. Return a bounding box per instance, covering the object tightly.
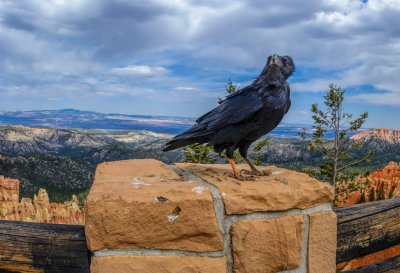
[175,86,200,91]
[111,65,168,76]
[350,92,400,106]
[0,0,400,117]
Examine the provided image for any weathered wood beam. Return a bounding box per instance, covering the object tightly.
[334,198,400,264]
[0,220,89,273]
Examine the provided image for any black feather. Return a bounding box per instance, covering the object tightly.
[163,54,295,159]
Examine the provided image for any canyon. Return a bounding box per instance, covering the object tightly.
[337,162,400,207]
[0,175,84,224]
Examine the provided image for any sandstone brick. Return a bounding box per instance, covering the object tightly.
[231,215,304,273]
[85,159,223,252]
[308,211,337,273]
[176,163,334,214]
[91,256,227,273]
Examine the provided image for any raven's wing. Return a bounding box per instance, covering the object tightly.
[163,88,263,151]
[196,88,263,131]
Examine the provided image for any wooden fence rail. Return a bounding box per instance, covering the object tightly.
[334,197,400,267]
[0,221,89,273]
[0,198,399,272]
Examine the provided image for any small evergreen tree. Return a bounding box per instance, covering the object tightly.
[368,187,375,202]
[183,144,214,163]
[226,78,239,94]
[357,191,366,204]
[377,183,385,200]
[300,84,373,188]
[253,138,270,166]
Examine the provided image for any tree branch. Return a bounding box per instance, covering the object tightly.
[337,152,372,173]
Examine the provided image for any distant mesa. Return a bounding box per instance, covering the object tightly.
[351,128,400,143]
[0,175,84,225]
[0,109,315,137]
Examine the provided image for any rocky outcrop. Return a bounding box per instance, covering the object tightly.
[337,162,400,207]
[86,159,336,273]
[351,128,400,143]
[368,162,400,199]
[0,175,84,224]
[337,244,400,271]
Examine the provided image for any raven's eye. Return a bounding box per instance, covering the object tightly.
[283,56,292,65]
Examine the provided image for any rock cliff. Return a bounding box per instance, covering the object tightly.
[337,162,400,207]
[351,128,400,143]
[0,175,84,224]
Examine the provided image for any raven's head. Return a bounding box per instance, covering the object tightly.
[260,54,295,82]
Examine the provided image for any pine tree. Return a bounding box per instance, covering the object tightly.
[253,138,270,166]
[368,187,375,202]
[300,84,373,188]
[377,183,385,200]
[183,144,214,164]
[226,78,239,94]
[357,191,366,204]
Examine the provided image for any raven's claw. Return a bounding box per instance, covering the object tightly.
[224,172,255,182]
[240,169,272,176]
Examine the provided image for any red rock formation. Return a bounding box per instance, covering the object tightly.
[337,244,400,271]
[336,162,400,207]
[0,175,84,224]
[368,162,400,199]
[351,128,400,143]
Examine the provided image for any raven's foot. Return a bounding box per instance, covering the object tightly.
[240,169,272,176]
[225,172,255,182]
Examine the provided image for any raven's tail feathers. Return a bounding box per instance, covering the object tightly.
[163,124,211,151]
[163,138,202,151]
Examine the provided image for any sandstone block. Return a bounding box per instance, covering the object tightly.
[85,159,223,252]
[91,256,227,273]
[176,163,334,214]
[308,211,337,273]
[231,215,304,273]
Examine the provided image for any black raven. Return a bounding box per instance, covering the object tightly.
[163,54,295,180]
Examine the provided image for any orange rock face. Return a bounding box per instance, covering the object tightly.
[337,162,400,207]
[231,215,304,273]
[337,244,400,271]
[351,128,400,143]
[0,175,84,224]
[0,175,20,220]
[368,162,400,200]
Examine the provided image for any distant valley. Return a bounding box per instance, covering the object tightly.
[0,109,398,203]
[0,108,329,138]
[0,125,181,201]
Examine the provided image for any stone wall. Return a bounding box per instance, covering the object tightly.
[85,159,336,273]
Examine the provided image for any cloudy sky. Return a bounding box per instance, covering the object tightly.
[0,0,399,128]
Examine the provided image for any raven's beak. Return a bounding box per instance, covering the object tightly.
[269,54,282,67]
